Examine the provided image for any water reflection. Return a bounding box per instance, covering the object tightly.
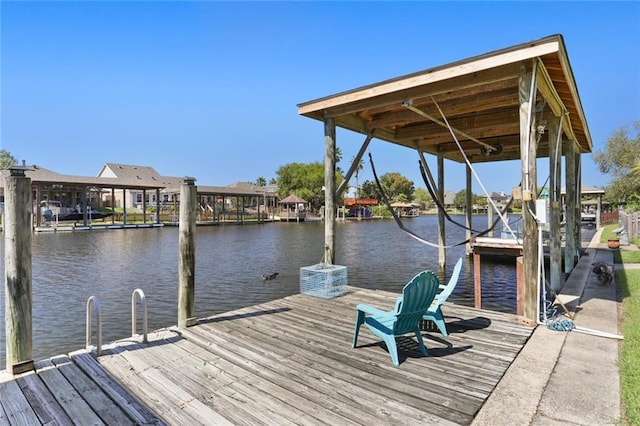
[1,215,590,369]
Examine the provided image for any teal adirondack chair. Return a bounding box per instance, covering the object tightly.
[422,257,463,337]
[352,271,440,367]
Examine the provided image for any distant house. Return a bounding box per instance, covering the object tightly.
[487,191,511,211]
[443,191,456,210]
[97,163,181,210]
[98,163,280,223]
[0,163,166,227]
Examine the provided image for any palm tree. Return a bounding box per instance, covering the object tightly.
[351,156,365,199]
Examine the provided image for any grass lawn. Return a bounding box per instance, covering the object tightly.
[619,266,640,425]
[601,223,623,242]
[616,230,640,425]
[601,223,640,424]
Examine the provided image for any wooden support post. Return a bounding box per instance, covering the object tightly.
[142,189,147,224]
[156,188,161,224]
[5,165,34,374]
[564,139,577,273]
[548,116,563,293]
[123,188,128,225]
[465,165,473,254]
[324,117,336,265]
[178,177,197,328]
[487,200,494,238]
[519,67,539,323]
[575,153,582,251]
[437,152,445,268]
[473,251,481,309]
[596,194,602,229]
[516,256,524,317]
[81,185,88,225]
[111,188,116,224]
[34,184,40,228]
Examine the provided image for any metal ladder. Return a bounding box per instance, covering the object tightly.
[86,288,148,356]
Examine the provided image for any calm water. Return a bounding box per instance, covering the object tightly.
[1,215,589,369]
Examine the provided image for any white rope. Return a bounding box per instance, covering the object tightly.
[552,114,565,203]
[429,96,520,240]
[369,153,463,249]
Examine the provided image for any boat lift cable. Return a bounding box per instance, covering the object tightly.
[416,151,483,233]
[417,158,515,236]
[371,152,513,248]
[416,149,444,207]
[369,153,464,249]
[428,96,520,240]
[415,139,517,237]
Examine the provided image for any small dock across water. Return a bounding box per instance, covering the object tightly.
[1,287,533,425]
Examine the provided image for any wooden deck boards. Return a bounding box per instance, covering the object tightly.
[0,287,533,425]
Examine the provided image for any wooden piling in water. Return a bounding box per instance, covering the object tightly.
[178,177,197,328]
[4,165,34,374]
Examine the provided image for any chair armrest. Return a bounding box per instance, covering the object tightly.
[356,303,390,317]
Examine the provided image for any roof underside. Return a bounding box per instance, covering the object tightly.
[298,35,592,164]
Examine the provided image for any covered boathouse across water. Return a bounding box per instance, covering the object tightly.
[298,34,593,325]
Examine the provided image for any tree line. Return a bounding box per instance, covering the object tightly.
[593,121,640,211]
[262,120,640,214]
[5,119,637,214]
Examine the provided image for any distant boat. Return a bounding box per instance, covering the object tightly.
[41,200,114,223]
[51,211,114,221]
[390,202,421,218]
[581,212,596,227]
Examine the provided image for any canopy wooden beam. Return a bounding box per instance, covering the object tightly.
[299,35,592,164]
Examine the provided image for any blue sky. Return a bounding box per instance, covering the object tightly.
[1,1,639,195]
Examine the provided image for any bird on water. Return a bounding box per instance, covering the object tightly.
[262,272,279,280]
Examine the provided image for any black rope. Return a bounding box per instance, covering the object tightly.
[369,153,467,248]
[418,161,484,234]
[418,160,517,239]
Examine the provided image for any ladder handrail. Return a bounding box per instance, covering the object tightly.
[131,288,148,343]
[86,296,102,356]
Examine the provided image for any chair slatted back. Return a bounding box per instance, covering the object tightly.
[434,257,463,307]
[393,271,439,334]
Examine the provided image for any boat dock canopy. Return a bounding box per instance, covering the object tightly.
[297,34,592,163]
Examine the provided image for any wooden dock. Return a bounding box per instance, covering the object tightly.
[1,287,533,425]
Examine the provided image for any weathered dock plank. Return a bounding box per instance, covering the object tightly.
[14,368,72,425]
[0,287,534,425]
[0,373,43,425]
[32,358,105,425]
[69,351,166,425]
[191,298,482,422]
[92,287,532,425]
[165,331,377,425]
[95,342,219,425]
[49,355,135,425]
[183,321,460,425]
